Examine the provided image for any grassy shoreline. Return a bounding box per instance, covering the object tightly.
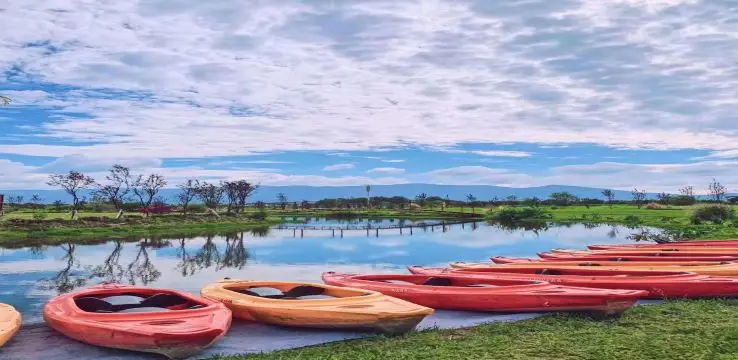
[0,208,484,247]
[214,300,738,360]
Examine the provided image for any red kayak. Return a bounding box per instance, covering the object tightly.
[322,272,646,317]
[43,283,232,359]
[536,252,738,262]
[408,266,738,299]
[589,239,738,250]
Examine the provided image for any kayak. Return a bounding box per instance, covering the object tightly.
[489,258,730,266]
[537,252,738,262]
[43,283,231,359]
[0,303,21,347]
[492,255,736,264]
[322,272,646,317]
[451,261,738,276]
[553,248,738,256]
[408,266,738,299]
[201,279,433,334]
[589,240,738,250]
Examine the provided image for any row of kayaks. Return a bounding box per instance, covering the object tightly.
[5,239,738,358]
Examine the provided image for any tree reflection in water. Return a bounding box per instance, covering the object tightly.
[177,230,258,276]
[126,238,163,286]
[87,240,125,283]
[40,242,87,294]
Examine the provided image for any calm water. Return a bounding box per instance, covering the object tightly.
[0,219,644,324]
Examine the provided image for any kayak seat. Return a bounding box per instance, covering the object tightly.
[76,297,116,313]
[422,277,453,286]
[139,293,188,308]
[281,285,326,299]
[537,269,562,275]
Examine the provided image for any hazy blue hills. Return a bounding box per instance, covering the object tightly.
[0,184,683,204]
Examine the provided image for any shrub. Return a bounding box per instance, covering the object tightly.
[488,207,551,222]
[691,205,735,224]
[32,212,48,220]
[645,202,663,210]
[623,214,642,225]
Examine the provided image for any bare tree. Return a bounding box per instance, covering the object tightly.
[47,171,95,218]
[233,180,258,213]
[177,179,199,215]
[95,165,132,218]
[601,189,615,207]
[466,193,477,213]
[277,193,288,210]
[679,186,695,199]
[708,178,727,202]
[656,192,672,206]
[131,173,167,216]
[195,181,225,214]
[30,194,42,205]
[631,188,647,208]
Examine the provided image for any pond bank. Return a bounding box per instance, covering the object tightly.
[216,299,738,360]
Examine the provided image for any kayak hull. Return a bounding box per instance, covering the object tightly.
[536,252,738,262]
[201,280,433,335]
[0,303,21,347]
[589,240,738,250]
[43,284,231,359]
[452,261,738,276]
[553,248,738,256]
[409,266,738,299]
[322,272,645,317]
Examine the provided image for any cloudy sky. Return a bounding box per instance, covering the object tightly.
[1,0,737,192]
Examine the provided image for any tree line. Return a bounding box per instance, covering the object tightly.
[45,166,258,218]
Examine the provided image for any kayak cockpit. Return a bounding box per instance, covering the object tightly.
[75,293,205,313]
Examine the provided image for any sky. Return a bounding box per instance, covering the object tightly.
[1,0,737,193]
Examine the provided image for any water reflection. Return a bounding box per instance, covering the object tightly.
[0,219,654,324]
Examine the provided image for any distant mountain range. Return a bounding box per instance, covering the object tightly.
[0,184,716,204]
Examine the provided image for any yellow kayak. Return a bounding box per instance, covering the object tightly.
[201,279,433,334]
[0,303,21,347]
[450,261,738,276]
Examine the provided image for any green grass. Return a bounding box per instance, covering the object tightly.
[212,300,738,360]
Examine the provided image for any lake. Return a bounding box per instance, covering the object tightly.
[0,218,645,324]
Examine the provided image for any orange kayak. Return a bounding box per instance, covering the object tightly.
[493,255,737,264]
[589,240,738,250]
[201,279,433,334]
[0,303,21,347]
[43,283,232,359]
[322,272,646,317]
[553,248,738,256]
[536,252,738,262]
[409,266,738,299]
[451,261,738,276]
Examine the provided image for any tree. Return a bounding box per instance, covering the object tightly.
[277,193,288,210]
[177,179,199,215]
[601,189,615,207]
[30,193,42,205]
[466,194,477,213]
[708,178,727,202]
[631,188,647,208]
[415,193,428,207]
[224,180,258,213]
[656,192,672,206]
[365,185,372,209]
[505,195,518,202]
[94,165,132,217]
[0,95,10,106]
[131,173,167,216]
[550,192,577,206]
[47,171,95,218]
[679,186,695,199]
[195,182,225,213]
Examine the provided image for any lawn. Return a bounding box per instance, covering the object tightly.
[212,299,738,360]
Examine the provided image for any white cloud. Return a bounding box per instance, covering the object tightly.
[0,0,736,161]
[470,150,533,158]
[367,167,406,174]
[381,159,406,163]
[322,163,356,171]
[700,149,738,160]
